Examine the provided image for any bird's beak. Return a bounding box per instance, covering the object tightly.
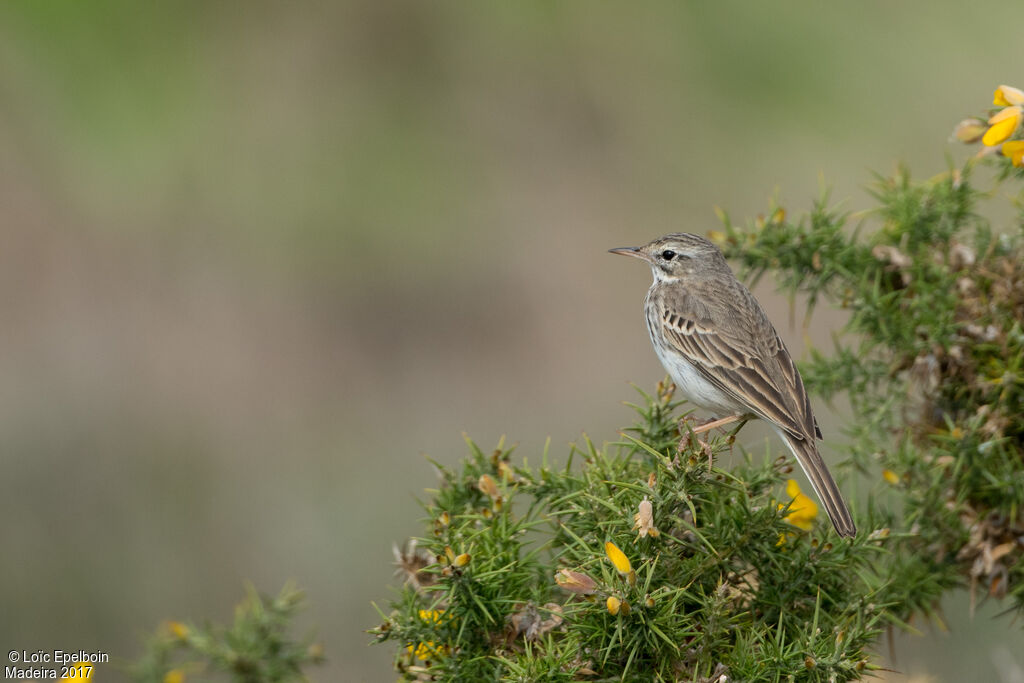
[608,246,649,262]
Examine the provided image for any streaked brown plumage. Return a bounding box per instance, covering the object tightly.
[611,233,856,537]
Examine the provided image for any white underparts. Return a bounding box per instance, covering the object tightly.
[651,336,743,417]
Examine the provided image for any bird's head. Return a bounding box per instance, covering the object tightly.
[609,233,727,281]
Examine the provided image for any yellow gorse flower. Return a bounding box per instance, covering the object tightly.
[604,541,636,585]
[409,641,448,660]
[606,595,621,616]
[420,609,444,622]
[994,85,1024,107]
[604,541,631,574]
[1002,140,1024,167]
[407,609,450,661]
[779,479,819,531]
[983,105,1022,146]
[167,621,189,639]
[408,641,447,661]
[956,85,1024,167]
[707,229,727,247]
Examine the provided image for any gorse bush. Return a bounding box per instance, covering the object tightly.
[715,169,1024,627]
[370,84,1024,682]
[130,583,323,683]
[373,389,887,682]
[124,86,1024,683]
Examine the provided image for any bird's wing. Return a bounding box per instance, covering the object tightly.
[656,287,818,441]
[772,330,824,440]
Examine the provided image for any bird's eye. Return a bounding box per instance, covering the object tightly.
[661,250,676,261]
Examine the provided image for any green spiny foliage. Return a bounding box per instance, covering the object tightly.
[117,85,1024,683]
[714,160,1024,622]
[374,87,1024,678]
[129,583,323,683]
[372,384,887,682]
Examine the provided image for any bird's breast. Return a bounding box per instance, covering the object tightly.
[651,339,742,416]
[644,295,743,417]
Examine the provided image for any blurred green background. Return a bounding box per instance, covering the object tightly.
[1,2,1022,681]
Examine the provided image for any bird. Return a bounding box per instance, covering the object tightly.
[610,233,856,537]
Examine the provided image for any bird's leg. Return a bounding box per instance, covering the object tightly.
[690,414,745,435]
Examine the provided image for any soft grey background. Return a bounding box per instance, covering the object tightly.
[1,2,1022,681]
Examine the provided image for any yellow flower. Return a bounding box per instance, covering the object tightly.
[882,469,900,485]
[62,663,95,681]
[982,105,1022,146]
[167,621,189,639]
[606,596,621,616]
[163,670,185,683]
[408,640,448,660]
[1002,140,1024,167]
[419,609,445,623]
[707,230,727,246]
[994,85,1024,107]
[604,541,632,574]
[407,610,450,661]
[779,479,818,531]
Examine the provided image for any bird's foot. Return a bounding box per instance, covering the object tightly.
[676,419,714,470]
[676,431,714,468]
[677,415,751,469]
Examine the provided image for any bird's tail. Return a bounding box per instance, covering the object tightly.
[774,427,856,538]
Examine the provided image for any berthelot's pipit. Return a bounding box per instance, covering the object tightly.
[611,233,856,537]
